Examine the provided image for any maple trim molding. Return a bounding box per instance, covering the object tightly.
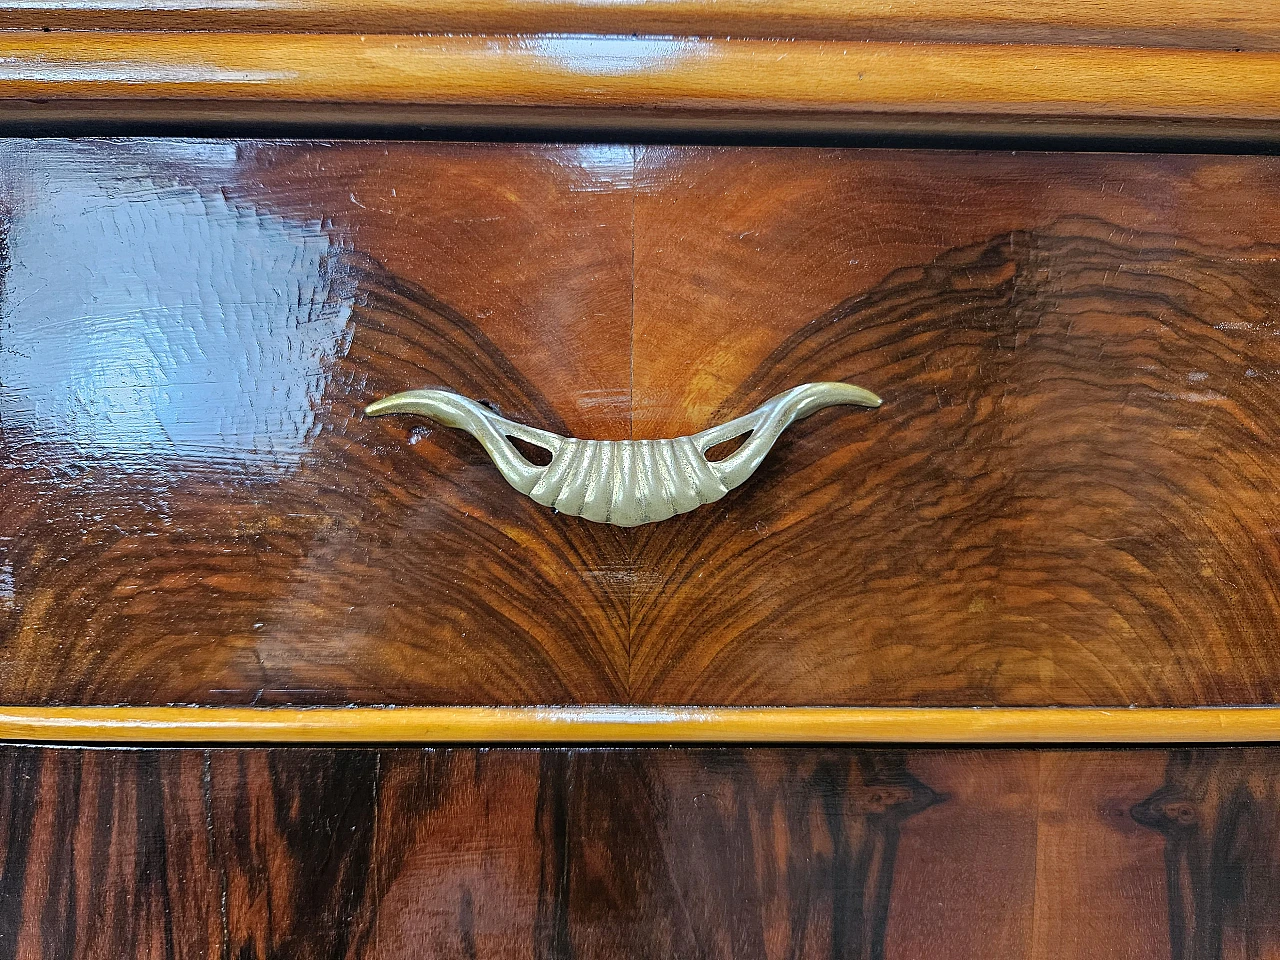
[0,706,1276,744]
[0,32,1277,140]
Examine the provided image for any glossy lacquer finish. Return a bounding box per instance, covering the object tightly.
[0,140,635,706]
[4,142,1280,708]
[2,744,1278,959]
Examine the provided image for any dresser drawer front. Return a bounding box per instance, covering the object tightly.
[3,141,1280,709]
[0,743,1268,959]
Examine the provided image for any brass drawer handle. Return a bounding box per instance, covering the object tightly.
[366,382,880,527]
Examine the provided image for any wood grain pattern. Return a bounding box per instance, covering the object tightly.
[2,0,1276,49]
[631,149,1280,707]
[0,140,634,707]
[0,706,1279,744]
[1,744,1274,959]
[1,34,1279,141]
[7,143,1280,710]
[1133,749,1280,960]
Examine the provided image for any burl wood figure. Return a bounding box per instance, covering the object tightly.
[5,144,1280,715]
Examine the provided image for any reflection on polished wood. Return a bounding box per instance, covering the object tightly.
[1,743,1274,958]
[5,143,1280,710]
[0,706,1278,743]
[0,140,635,707]
[0,34,1279,139]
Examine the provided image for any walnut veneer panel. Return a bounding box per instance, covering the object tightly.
[0,140,634,706]
[631,148,1280,707]
[3,744,1277,959]
[4,143,1280,708]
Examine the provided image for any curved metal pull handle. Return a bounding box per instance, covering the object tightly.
[366,382,880,527]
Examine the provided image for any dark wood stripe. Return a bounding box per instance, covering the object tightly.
[0,744,1276,958]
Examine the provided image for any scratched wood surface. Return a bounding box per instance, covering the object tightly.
[2,743,1275,959]
[4,142,1280,707]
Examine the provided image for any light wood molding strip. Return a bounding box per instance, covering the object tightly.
[1,707,1279,744]
[0,34,1279,137]
[1,1,1277,49]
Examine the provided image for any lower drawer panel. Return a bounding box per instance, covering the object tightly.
[0,744,1267,959]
